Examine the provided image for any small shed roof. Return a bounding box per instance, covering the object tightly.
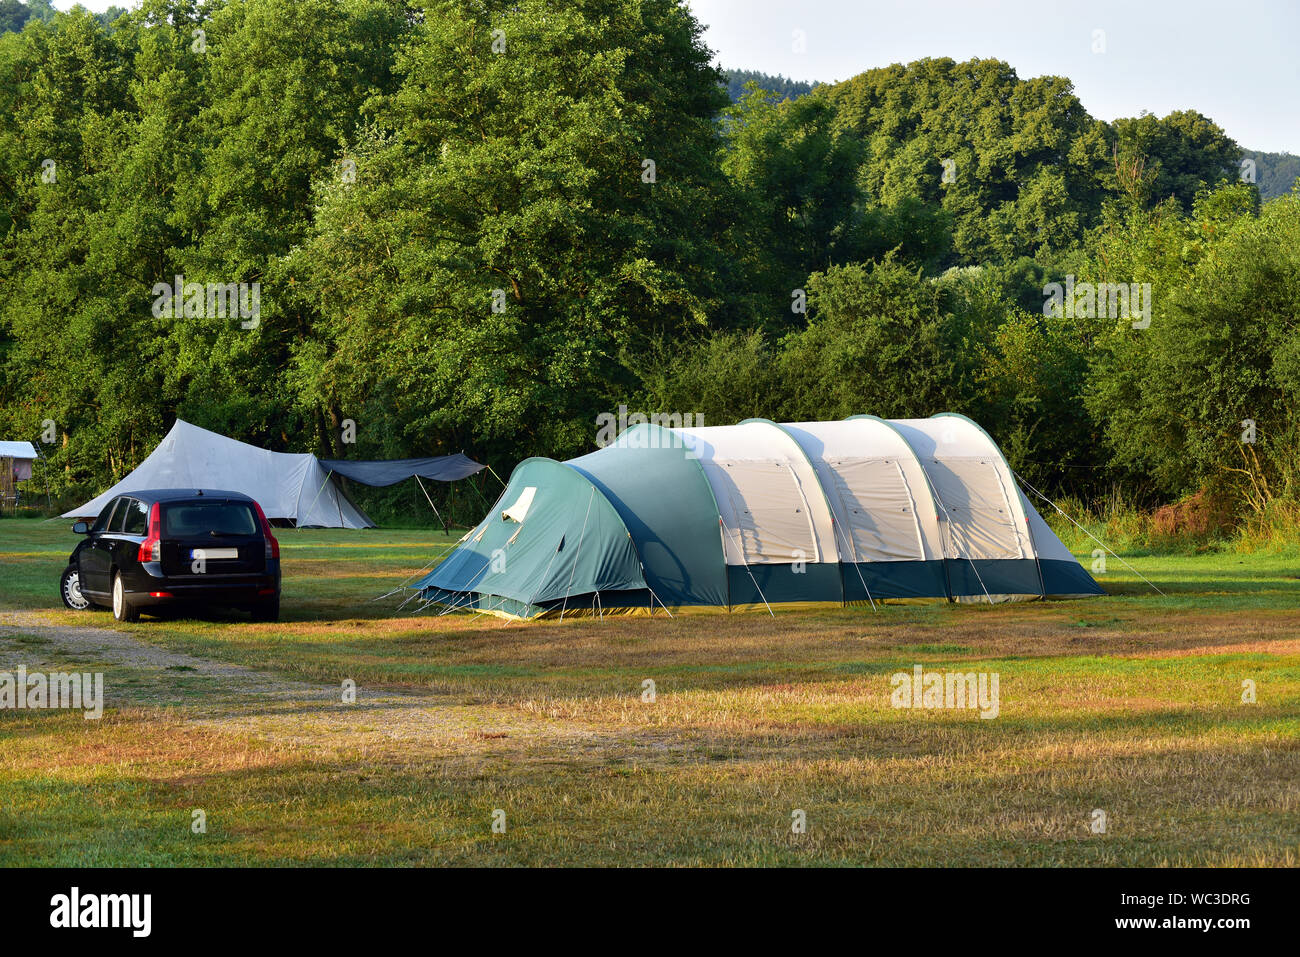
[0,441,38,460]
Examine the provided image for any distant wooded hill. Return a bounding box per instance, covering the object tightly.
[0,0,125,32]
[726,68,1297,202]
[723,69,816,102]
[1245,150,1300,201]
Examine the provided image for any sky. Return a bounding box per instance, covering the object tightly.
[52,0,1300,153]
[687,0,1300,153]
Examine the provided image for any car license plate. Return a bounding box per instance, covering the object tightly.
[191,548,239,560]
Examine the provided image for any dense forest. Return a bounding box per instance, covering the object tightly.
[0,0,127,32]
[1248,149,1300,203]
[731,66,1299,204]
[723,68,816,102]
[1,0,1298,536]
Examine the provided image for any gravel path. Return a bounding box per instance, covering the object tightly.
[0,610,570,757]
[0,610,317,692]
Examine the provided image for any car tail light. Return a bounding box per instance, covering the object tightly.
[138,501,162,562]
[252,501,279,559]
[149,591,173,598]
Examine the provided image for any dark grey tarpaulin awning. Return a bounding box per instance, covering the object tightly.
[320,453,484,487]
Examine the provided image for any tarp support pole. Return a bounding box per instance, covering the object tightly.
[299,469,336,530]
[415,474,449,534]
[467,476,495,515]
[36,445,52,509]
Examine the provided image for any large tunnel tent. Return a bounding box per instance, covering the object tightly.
[413,414,1104,618]
[65,419,484,529]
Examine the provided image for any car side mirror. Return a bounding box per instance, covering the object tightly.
[72,521,90,535]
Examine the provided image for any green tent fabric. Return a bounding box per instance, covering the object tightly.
[412,414,1104,618]
[417,457,646,618]
[568,423,727,608]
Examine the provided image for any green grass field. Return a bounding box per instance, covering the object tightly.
[1,518,1297,866]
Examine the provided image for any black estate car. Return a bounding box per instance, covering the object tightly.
[61,489,281,622]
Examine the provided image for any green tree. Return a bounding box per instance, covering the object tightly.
[0,7,153,496]
[166,0,409,450]
[721,86,863,330]
[631,329,783,427]
[1083,184,1298,507]
[0,0,33,34]
[975,304,1096,494]
[0,0,410,496]
[777,258,1005,420]
[821,57,1111,264]
[0,0,57,34]
[290,0,735,463]
[1107,110,1239,213]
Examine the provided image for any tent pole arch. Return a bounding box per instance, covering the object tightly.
[846,414,954,602]
[931,412,1046,598]
[298,466,341,529]
[740,418,849,608]
[876,416,994,602]
[624,421,732,611]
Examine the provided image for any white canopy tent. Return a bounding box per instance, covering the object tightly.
[63,420,373,528]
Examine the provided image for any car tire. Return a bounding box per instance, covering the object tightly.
[111,572,139,622]
[251,595,280,622]
[60,565,91,611]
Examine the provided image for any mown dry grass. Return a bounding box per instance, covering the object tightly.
[1,519,1297,866]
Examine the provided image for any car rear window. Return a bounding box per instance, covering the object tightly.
[162,502,259,538]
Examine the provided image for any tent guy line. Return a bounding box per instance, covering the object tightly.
[1014,471,1167,598]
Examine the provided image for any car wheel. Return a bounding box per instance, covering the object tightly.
[111,572,139,622]
[60,566,91,611]
[251,595,280,622]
